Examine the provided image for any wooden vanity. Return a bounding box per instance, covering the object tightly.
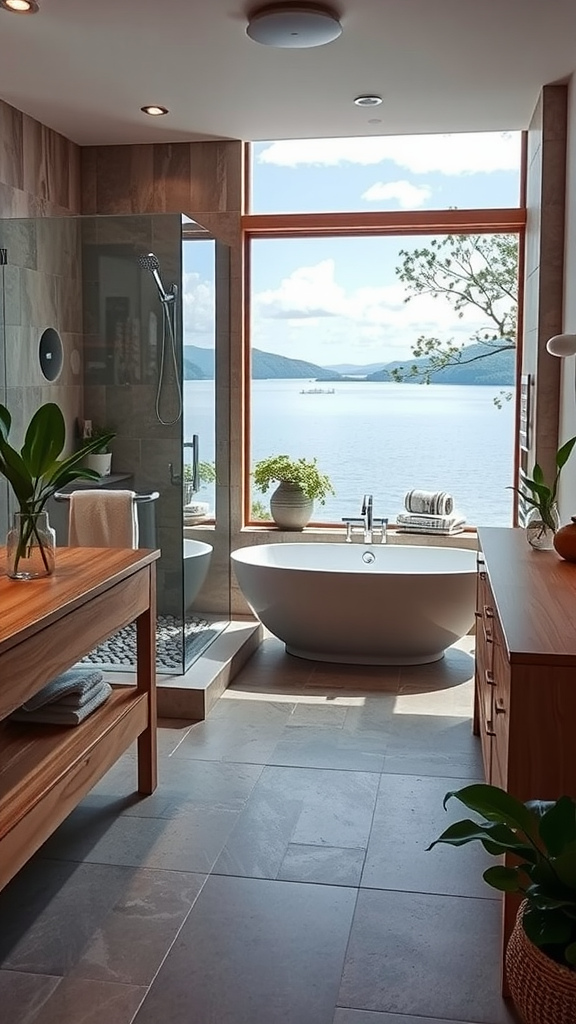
[475,526,576,969]
[0,546,159,891]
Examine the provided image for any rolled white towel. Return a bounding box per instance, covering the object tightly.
[404,490,454,516]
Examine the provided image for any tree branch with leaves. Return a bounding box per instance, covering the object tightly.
[391,232,519,390]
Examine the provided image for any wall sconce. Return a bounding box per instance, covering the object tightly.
[546,334,576,357]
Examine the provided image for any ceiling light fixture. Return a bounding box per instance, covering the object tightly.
[0,0,39,12]
[354,95,382,107]
[246,3,342,48]
[141,105,169,117]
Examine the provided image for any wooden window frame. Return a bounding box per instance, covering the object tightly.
[241,138,527,529]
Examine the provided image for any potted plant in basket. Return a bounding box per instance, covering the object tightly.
[508,435,576,549]
[428,782,576,1023]
[253,454,335,530]
[0,402,115,579]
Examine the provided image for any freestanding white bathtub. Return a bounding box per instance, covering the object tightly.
[231,542,477,665]
[184,538,213,610]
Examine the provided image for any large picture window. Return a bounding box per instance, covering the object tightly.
[245,132,524,529]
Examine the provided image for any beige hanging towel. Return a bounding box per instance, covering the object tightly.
[68,489,139,548]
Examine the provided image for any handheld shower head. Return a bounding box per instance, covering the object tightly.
[137,252,174,304]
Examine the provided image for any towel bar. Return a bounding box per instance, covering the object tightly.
[54,490,160,504]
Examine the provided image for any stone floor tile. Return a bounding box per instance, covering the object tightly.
[31,977,145,1024]
[361,774,496,898]
[338,889,516,1023]
[278,843,365,886]
[68,868,205,985]
[132,874,357,1024]
[0,970,61,1024]
[213,765,378,879]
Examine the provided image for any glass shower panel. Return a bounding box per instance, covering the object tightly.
[181,223,231,671]
[0,212,231,678]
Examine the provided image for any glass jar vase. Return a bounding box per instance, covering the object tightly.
[6,510,56,579]
[525,504,560,550]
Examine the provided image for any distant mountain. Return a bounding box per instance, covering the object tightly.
[251,349,341,380]
[184,345,341,381]
[366,343,515,386]
[184,346,214,378]
[183,342,515,385]
[326,361,388,375]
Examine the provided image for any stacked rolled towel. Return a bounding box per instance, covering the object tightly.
[404,490,454,516]
[397,490,466,535]
[10,668,112,726]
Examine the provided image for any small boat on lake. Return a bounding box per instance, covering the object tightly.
[299,387,336,394]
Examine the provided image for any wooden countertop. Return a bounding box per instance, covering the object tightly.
[0,547,160,654]
[478,526,576,665]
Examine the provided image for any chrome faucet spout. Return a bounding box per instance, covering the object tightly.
[361,493,374,542]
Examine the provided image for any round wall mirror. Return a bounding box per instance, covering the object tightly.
[39,328,64,382]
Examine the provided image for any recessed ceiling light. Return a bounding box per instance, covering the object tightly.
[141,105,169,117]
[354,95,383,107]
[0,0,39,12]
[246,3,342,48]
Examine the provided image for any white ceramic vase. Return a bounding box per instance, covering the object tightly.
[270,481,313,530]
[84,452,112,477]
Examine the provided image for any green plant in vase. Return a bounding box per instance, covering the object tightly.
[253,454,335,529]
[508,435,576,548]
[0,403,115,578]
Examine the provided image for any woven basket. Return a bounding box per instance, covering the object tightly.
[506,902,576,1024]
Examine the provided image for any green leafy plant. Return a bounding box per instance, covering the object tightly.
[87,423,115,454]
[0,402,115,573]
[508,436,576,531]
[428,783,576,969]
[253,455,335,504]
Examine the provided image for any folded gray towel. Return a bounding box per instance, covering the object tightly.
[11,682,113,726]
[21,668,104,711]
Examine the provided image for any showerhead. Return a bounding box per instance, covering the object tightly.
[137,252,161,272]
[136,251,175,303]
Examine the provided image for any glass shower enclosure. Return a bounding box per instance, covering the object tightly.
[0,212,230,676]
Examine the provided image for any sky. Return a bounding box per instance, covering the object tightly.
[183,131,521,367]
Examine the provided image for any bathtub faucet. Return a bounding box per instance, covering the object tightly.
[342,498,388,544]
[362,494,373,542]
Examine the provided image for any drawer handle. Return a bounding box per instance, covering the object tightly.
[495,702,506,715]
[483,605,494,619]
[485,720,496,736]
[479,571,487,581]
[483,626,493,643]
[485,670,495,686]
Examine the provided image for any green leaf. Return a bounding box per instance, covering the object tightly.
[538,797,576,856]
[21,403,65,477]
[523,905,574,948]
[482,865,523,892]
[428,818,534,856]
[0,404,11,440]
[556,435,576,471]
[443,784,537,837]
[0,438,35,505]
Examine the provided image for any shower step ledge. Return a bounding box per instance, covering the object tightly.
[102,619,262,721]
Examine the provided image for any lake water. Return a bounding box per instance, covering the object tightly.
[184,380,516,527]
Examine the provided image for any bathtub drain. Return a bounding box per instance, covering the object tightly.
[362,551,376,564]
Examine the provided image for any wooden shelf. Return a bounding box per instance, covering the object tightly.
[0,547,159,892]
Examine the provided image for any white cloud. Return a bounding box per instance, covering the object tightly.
[182,271,214,335]
[257,132,520,175]
[362,179,432,209]
[256,260,346,319]
[252,258,512,364]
